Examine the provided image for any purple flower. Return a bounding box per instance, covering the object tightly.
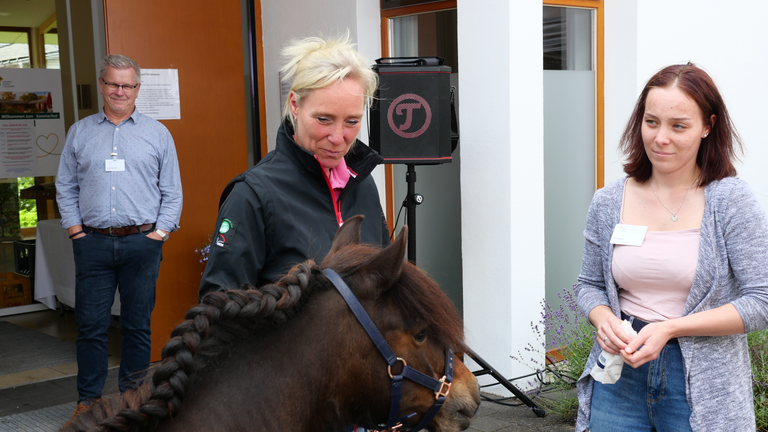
[195,235,213,271]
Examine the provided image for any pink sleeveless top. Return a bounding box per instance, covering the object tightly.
[612,182,701,322]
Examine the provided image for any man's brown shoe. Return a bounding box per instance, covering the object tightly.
[63,398,99,428]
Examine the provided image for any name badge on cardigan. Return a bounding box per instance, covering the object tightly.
[609,224,647,246]
[105,159,125,172]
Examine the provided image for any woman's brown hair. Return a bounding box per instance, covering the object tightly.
[620,63,742,186]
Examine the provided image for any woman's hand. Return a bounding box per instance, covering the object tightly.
[620,304,745,368]
[590,305,631,355]
[620,322,675,368]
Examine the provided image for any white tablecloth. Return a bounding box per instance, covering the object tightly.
[34,219,121,315]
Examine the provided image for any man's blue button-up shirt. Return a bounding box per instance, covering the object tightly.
[56,109,182,233]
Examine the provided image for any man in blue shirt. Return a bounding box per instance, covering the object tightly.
[56,54,182,419]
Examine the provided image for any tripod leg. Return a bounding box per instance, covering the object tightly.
[466,347,546,417]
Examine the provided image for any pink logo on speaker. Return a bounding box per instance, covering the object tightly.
[387,93,432,139]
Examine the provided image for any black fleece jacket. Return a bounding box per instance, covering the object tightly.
[199,121,389,299]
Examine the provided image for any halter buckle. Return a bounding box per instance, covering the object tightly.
[435,375,451,399]
[388,357,407,379]
[373,423,403,432]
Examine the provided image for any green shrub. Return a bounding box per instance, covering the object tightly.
[749,329,768,431]
[17,177,37,228]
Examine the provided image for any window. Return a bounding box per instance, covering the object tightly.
[44,32,60,69]
[0,30,32,69]
[543,6,592,71]
[389,9,458,72]
[0,25,60,237]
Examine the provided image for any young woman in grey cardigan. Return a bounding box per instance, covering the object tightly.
[575,63,768,432]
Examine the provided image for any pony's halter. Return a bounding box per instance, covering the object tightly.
[323,269,454,432]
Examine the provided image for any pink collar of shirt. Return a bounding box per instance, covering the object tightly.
[328,157,352,189]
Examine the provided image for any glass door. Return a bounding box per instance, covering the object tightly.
[543,5,598,315]
[0,6,60,310]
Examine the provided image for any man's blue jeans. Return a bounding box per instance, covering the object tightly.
[72,228,163,400]
[589,343,692,431]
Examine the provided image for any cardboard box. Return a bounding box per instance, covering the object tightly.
[0,272,31,308]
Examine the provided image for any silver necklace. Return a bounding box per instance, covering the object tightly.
[650,177,698,222]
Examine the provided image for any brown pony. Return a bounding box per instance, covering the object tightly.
[61,216,480,432]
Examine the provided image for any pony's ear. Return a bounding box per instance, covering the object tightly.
[328,214,364,254]
[363,225,408,289]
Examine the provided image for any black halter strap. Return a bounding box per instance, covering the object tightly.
[323,269,454,431]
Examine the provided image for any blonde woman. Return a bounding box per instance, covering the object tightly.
[199,34,388,297]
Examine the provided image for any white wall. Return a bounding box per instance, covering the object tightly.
[260,0,385,208]
[458,0,546,393]
[604,0,768,210]
[603,0,638,185]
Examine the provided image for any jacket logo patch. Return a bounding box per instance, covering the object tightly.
[219,218,233,233]
[215,218,237,249]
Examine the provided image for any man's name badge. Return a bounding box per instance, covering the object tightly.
[105,159,126,172]
[609,224,647,246]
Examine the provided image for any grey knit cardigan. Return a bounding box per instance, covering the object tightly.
[575,176,768,432]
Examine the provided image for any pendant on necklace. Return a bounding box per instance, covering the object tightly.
[671,214,678,222]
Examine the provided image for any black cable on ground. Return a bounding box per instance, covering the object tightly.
[476,370,542,407]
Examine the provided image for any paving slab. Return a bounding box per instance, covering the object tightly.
[0,381,576,432]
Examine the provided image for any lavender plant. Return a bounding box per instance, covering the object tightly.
[194,235,212,272]
[511,286,595,421]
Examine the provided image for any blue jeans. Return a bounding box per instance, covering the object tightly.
[72,228,163,400]
[589,343,692,432]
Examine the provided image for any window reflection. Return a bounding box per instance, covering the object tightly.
[389,9,458,72]
[543,6,592,71]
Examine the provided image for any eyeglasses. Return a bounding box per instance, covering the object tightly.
[101,79,139,92]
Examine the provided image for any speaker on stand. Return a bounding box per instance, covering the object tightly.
[369,56,455,263]
[368,57,544,415]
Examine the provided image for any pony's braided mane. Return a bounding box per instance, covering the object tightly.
[62,261,318,432]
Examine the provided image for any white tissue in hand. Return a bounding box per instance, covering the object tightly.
[589,320,638,384]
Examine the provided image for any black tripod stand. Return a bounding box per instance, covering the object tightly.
[402,164,545,417]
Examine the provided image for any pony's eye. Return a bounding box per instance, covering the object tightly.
[414,329,428,343]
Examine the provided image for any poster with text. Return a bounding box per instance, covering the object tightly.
[135,69,180,120]
[0,68,65,178]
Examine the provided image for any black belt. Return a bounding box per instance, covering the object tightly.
[85,223,154,237]
[621,311,679,345]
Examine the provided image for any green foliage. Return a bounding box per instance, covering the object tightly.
[19,208,37,228]
[749,329,768,431]
[0,182,20,237]
[17,177,37,229]
[511,287,594,421]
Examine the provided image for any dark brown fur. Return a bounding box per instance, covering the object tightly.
[61,216,479,432]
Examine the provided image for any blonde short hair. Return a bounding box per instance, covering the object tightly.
[280,33,378,129]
